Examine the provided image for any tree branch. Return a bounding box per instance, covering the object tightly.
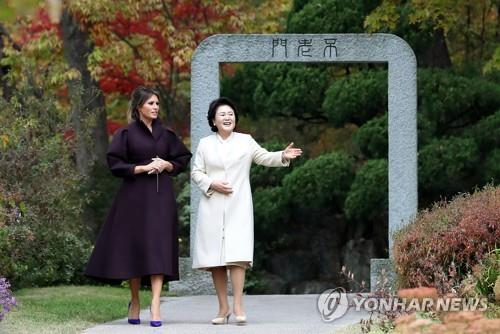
[0,23,21,51]
[111,30,142,59]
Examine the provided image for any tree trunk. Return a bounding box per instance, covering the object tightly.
[60,9,107,175]
[0,23,18,100]
[421,28,453,68]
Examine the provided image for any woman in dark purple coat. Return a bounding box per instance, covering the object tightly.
[85,86,191,327]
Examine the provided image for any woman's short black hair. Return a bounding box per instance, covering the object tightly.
[207,97,239,132]
[128,86,160,122]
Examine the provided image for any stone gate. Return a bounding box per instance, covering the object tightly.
[170,34,417,294]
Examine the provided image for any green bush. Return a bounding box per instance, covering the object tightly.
[474,248,500,299]
[252,64,331,122]
[418,137,479,195]
[220,63,260,116]
[393,185,500,294]
[465,109,500,153]
[253,186,290,242]
[482,148,500,185]
[250,140,306,189]
[344,159,388,221]
[0,85,91,288]
[222,63,331,123]
[353,113,387,159]
[286,0,365,33]
[418,69,500,137]
[282,151,354,211]
[323,70,387,126]
[0,226,91,288]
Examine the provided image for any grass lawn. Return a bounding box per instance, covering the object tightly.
[0,285,159,334]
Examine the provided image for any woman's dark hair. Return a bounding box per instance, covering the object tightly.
[207,97,239,132]
[128,86,160,122]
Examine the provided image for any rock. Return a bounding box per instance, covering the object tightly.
[311,222,345,280]
[266,250,318,283]
[290,280,333,294]
[258,272,288,294]
[342,239,375,291]
[168,257,219,295]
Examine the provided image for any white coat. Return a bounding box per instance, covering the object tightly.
[191,132,289,269]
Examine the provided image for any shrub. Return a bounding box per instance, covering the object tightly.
[354,113,387,159]
[418,69,500,138]
[344,159,388,221]
[0,226,91,287]
[250,140,306,189]
[474,248,500,300]
[465,109,500,153]
[282,151,354,211]
[253,186,290,241]
[393,185,500,294]
[418,137,479,196]
[323,69,387,127]
[482,149,500,185]
[252,63,331,122]
[353,112,435,159]
[286,0,365,34]
[0,85,92,288]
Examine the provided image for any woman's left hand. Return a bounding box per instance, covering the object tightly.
[148,157,174,174]
[282,142,303,161]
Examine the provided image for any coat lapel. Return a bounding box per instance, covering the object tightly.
[151,119,164,142]
[214,132,236,171]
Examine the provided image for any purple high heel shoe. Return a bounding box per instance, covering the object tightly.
[150,306,162,327]
[128,301,140,325]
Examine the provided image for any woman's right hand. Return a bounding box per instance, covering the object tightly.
[209,180,233,194]
[134,161,163,174]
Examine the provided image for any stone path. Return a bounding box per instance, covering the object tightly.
[83,294,368,334]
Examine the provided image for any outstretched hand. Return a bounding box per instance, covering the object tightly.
[282,142,302,161]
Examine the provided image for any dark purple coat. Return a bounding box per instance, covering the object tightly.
[85,119,192,282]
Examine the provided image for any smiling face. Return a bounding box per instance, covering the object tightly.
[138,94,160,123]
[213,104,236,135]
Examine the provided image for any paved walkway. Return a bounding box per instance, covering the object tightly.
[83,294,368,334]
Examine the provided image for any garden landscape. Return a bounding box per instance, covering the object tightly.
[0,0,499,333]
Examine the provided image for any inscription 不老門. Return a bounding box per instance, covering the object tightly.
[271,38,337,58]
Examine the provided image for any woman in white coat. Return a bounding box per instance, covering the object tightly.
[191,97,302,325]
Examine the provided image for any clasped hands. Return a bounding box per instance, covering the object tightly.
[146,157,173,174]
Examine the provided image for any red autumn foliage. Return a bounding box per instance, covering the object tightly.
[90,2,231,91]
[106,119,124,135]
[88,1,240,95]
[393,185,500,294]
[93,12,167,51]
[98,63,145,95]
[64,119,124,140]
[15,8,61,45]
